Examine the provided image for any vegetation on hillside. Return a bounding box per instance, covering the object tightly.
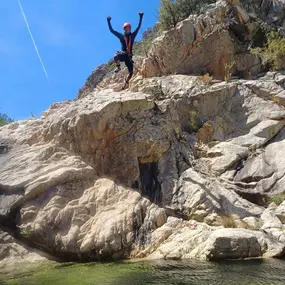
[251,32,285,71]
[134,25,161,56]
[159,0,216,30]
[0,113,13,126]
[158,0,285,74]
[135,0,217,55]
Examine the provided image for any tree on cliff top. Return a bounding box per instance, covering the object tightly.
[0,113,13,126]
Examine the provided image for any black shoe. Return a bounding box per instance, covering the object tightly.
[114,66,121,73]
[122,81,129,90]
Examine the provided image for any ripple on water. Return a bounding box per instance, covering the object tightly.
[1,259,285,285]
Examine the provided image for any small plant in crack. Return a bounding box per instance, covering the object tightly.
[268,193,285,206]
[189,110,201,133]
[189,212,205,223]
[220,214,237,228]
[198,73,212,85]
[19,226,33,239]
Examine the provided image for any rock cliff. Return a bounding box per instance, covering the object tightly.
[2,0,285,264]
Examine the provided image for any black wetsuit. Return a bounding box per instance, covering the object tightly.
[107,15,143,79]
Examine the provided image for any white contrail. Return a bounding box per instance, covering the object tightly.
[17,0,49,81]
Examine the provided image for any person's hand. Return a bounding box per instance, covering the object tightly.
[107,16,112,21]
[139,12,144,17]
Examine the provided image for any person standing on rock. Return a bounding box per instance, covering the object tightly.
[107,12,144,89]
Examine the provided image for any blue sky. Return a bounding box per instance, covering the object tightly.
[0,0,160,120]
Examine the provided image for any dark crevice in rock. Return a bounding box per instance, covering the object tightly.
[0,185,25,195]
[250,24,268,48]
[139,162,162,204]
[0,207,19,235]
[164,206,189,221]
[236,191,266,206]
[227,7,248,44]
[176,153,191,177]
[181,123,193,134]
[0,139,13,155]
[0,145,9,155]
[0,192,23,225]
[236,172,274,184]
[153,102,161,112]
[263,126,285,147]
[265,173,285,195]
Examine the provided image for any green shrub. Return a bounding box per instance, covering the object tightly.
[268,193,285,206]
[189,110,201,132]
[198,73,212,85]
[159,0,180,31]
[0,113,13,127]
[20,226,33,238]
[251,32,285,71]
[159,0,216,30]
[189,213,205,223]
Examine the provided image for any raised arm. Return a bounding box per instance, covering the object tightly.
[107,16,122,39]
[133,12,144,39]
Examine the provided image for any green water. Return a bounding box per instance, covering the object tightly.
[1,259,285,285]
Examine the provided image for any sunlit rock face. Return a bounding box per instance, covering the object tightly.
[2,0,285,264]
